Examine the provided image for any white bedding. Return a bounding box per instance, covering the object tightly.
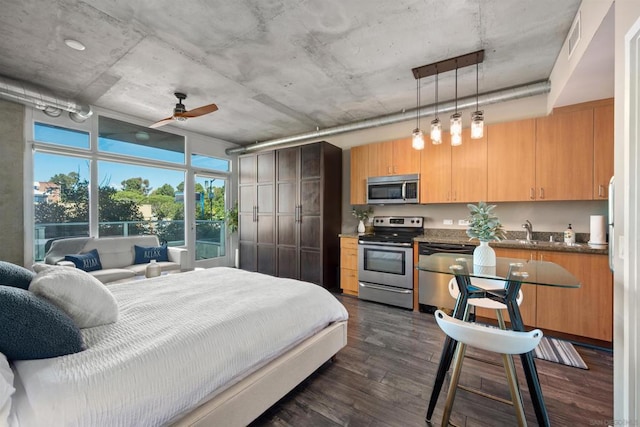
[9,267,348,427]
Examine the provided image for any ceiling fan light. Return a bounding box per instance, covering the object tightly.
[412,128,425,150]
[430,118,442,144]
[471,111,484,139]
[174,116,187,122]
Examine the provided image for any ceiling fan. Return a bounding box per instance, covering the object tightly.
[149,92,218,128]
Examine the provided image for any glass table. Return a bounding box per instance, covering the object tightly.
[418,253,581,427]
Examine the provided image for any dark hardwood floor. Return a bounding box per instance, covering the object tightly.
[251,294,613,427]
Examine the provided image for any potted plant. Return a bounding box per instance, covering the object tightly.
[225,202,239,267]
[466,201,506,267]
[352,206,373,233]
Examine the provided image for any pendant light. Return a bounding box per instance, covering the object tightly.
[412,78,425,150]
[471,61,484,139]
[450,67,462,146]
[430,70,442,144]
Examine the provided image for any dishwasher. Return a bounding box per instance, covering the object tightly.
[418,241,476,313]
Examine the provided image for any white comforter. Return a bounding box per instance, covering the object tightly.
[9,267,348,427]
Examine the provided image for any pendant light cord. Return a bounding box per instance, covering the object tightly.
[475,62,479,111]
[455,66,458,114]
[416,78,420,130]
[435,71,439,119]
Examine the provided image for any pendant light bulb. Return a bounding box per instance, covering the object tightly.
[450,67,462,145]
[451,132,462,146]
[430,118,442,144]
[470,61,484,139]
[412,128,425,150]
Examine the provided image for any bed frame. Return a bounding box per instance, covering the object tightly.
[171,320,348,427]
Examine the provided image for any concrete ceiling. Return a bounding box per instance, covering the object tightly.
[0,0,588,146]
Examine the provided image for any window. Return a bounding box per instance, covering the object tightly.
[33,152,90,260]
[192,153,230,172]
[34,122,90,149]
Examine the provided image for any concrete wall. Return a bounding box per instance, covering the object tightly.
[0,99,25,264]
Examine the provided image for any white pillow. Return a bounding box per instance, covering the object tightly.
[0,352,14,426]
[29,267,119,328]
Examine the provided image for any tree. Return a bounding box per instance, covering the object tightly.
[121,177,150,195]
[153,184,175,197]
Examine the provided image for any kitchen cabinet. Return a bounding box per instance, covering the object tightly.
[535,106,594,201]
[274,142,342,288]
[238,152,276,275]
[340,236,359,296]
[420,128,487,203]
[477,247,613,342]
[487,119,537,202]
[369,137,421,177]
[350,144,369,205]
[593,101,614,199]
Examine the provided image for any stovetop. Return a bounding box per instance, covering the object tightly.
[359,216,424,244]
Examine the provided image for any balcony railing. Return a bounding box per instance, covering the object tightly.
[34,219,226,261]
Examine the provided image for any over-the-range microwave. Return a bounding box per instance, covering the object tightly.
[366,174,419,204]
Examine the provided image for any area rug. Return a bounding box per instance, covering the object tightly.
[534,337,588,370]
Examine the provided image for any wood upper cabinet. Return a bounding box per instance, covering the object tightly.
[350,144,369,205]
[420,129,487,203]
[593,101,614,199]
[487,119,536,202]
[369,138,420,177]
[535,107,594,201]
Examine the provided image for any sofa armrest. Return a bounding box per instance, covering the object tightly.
[167,247,188,271]
[55,260,77,268]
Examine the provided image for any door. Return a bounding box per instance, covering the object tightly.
[193,174,228,266]
[276,147,299,279]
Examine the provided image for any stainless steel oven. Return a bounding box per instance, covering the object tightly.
[357,216,423,309]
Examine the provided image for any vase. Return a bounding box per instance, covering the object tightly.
[145,259,162,278]
[357,220,366,233]
[473,241,496,267]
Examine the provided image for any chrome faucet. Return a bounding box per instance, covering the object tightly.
[522,220,533,241]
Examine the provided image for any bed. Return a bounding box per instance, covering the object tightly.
[6,267,349,426]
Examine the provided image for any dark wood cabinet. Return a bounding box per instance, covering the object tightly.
[238,151,276,275]
[240,142,342,289]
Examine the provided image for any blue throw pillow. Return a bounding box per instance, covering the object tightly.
[0,260,35,290]
[65,249,102,272]
[0,285,85,361]
[134,244,169,264]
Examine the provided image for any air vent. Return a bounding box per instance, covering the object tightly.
[568,11,581,59]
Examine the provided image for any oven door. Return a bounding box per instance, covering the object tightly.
[358,243,413,289]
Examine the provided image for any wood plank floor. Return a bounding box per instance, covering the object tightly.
[251,294,613,427]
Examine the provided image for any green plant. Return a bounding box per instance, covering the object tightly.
[352,206,373,221]
[466,201,506,242]
[224,202,238,234]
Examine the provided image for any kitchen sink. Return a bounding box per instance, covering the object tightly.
[498,239,581,247]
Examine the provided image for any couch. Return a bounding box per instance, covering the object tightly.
[42,235,188,284]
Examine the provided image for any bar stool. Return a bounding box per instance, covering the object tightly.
[434,310,543,427]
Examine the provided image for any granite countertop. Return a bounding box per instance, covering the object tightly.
[340,229,609,255]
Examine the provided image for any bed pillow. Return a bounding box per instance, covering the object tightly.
[0,260,35,290]
[29,267,118,328]
[0,285,85,361]
[0,352,14,425]
[134,244,169,264]
[64,249,102,272]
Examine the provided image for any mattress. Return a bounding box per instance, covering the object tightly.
[9,267,348,426]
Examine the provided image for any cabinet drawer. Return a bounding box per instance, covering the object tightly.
[341,248,358,271]
[340,237,358,250]
[340,269,359,295]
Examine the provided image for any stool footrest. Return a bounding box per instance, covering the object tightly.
[457,384,514,406]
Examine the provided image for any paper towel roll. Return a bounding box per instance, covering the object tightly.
[589,215,607,244]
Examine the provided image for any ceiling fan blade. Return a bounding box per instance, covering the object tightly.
[180,103,218,118]
[149,116,174,128]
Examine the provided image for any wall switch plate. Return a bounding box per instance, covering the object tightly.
[443,219,453,225]
[458,219,470,226]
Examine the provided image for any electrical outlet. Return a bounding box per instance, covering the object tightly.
[458,219,470,226]
[443,219,453,225]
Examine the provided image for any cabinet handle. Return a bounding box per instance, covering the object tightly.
[530,188,535,200]
[598,184,604,198]
[446,191,450,201]
[452,191,457,201]
[539,188,545,199]
[387,166,392,174]
[393,165,397,174]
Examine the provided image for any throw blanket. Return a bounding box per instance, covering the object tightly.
[9,267,348,426]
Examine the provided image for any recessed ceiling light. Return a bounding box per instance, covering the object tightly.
[64,39,85,51]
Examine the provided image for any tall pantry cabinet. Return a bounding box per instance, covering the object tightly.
[238,141,342,289]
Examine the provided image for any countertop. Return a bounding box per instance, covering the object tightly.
[339,229,609,255]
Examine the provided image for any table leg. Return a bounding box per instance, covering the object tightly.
[425,274,469,422]
[505,286,551,427]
